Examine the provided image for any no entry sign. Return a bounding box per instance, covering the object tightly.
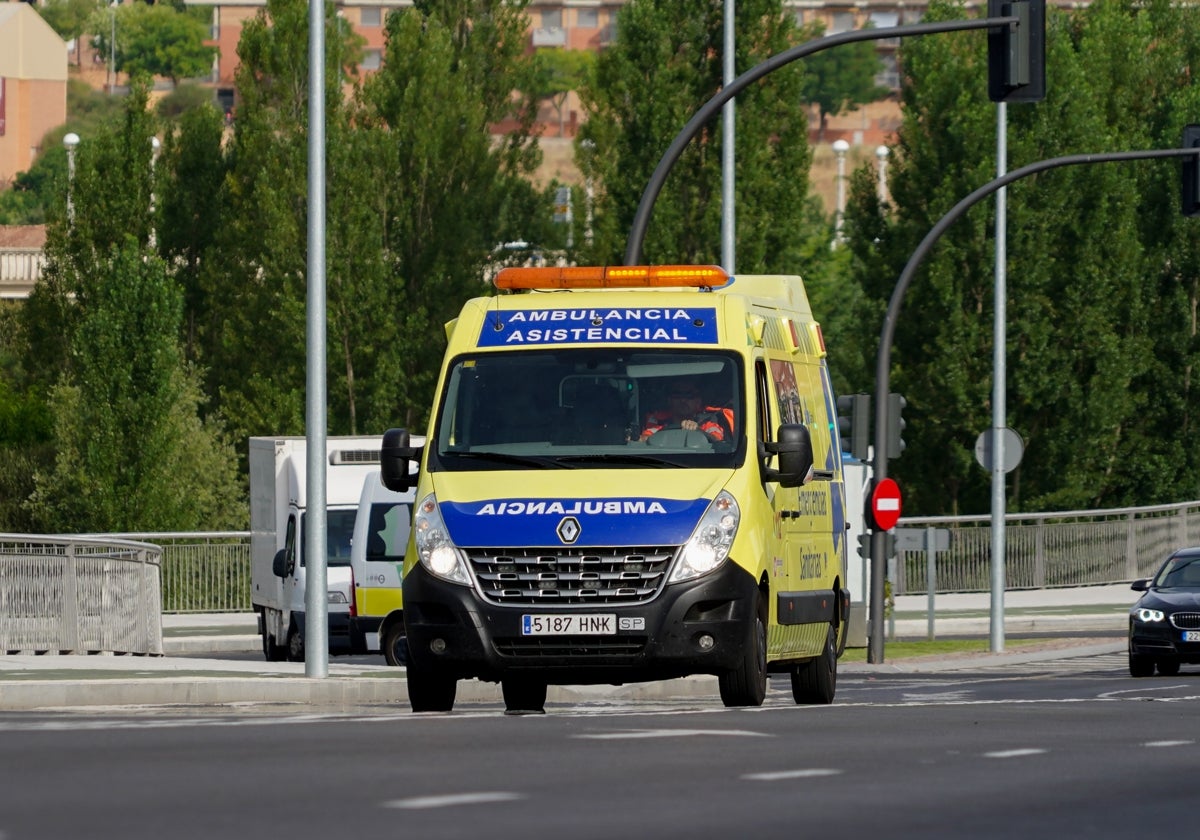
[870,477,903,531]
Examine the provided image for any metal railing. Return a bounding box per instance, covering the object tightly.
[894,501,1200,595]
[0,534,163,654]
[13,499,1199,618]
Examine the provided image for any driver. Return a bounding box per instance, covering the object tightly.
[639,380,734,442]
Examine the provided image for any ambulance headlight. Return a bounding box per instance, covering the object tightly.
[670,491,740,583]
[414,494,469,585]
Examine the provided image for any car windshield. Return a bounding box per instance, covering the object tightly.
[1153,555,1200,588]
[299,508,356,567]
[427,348,745,472]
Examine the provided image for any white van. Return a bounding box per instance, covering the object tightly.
[348,470,416,665]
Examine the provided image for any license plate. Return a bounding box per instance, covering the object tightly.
[521,614,616,635]
[1183,631,1200,642]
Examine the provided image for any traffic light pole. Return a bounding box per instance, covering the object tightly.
[622,16,1022,266]
[865,145,1200,665]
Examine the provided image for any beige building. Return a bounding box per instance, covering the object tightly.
[0,2,68,188]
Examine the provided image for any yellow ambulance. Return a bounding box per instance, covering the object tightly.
[380,264,849,713]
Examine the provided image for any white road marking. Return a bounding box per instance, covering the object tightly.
[984,748,1047,759]
[1144,740,1194,748]
[575,728,770,739]
[384,792,524,810]
[743,769,843,781]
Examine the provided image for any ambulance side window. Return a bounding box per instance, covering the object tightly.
[755,360,772,470]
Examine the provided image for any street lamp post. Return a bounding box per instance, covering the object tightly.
[149,136,160,248]
[108,2,118,94]
[63,132,80,224]
[875,145,891,204]
[832,139,850,247]
[580,139,595,248]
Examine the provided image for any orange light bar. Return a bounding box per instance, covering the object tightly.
[494,264,729,290]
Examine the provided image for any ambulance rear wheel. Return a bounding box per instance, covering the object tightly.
[791,624,837,705]
[502,676,548,714]
[382,624,408,667]
[407,665,457,712]
[719,603,767,707]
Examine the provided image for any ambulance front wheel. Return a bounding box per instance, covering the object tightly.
[407,665,457,712]
[791,624,837,705]
[718,597,768,707]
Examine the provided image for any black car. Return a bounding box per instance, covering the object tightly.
[1129,546,1200,677]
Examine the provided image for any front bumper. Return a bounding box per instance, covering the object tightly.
[1129,619,1200,662]
[401,559,761,684]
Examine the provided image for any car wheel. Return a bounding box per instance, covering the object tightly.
[1157,657,1181,676]
[1128,648,1155,678]
[502,676,548,714]
[407,664,457,712]
[719,597,767,707]
[382,624,408,667]
[791,624,838,705]
[286,622,304,662]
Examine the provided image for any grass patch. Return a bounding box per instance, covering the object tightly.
[840,637,1048,662]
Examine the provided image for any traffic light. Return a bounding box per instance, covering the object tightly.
[887,392,907,459]
[836,393,870,462]
[987,0,1045,103]
[1183,125,1200,218]
[857,532,871,559]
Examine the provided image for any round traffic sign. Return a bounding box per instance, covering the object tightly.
[870,477,903,531]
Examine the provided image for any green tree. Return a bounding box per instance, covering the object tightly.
[28,239,243,531]
[842,0,1200,515]
[532,47,596,137]
[799,24,891,142]
[578,0,816,272]
[19,83,242,531]
[106,3,218,86]
[37,0,100,67]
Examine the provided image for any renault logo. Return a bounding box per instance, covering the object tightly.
[557,516,581,544]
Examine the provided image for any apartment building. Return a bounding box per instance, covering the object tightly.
[0,2,68,188]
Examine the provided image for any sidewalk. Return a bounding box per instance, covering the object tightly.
[0,584,1135,710]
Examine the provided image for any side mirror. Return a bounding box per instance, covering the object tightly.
[271,548,288,578]
[761,424,814,488]
[381,428,421,492]
[1131,578,1150,592]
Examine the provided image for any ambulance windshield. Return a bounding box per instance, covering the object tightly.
[429,349,745,471]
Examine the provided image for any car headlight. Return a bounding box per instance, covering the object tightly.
[1135,608,1165,623]
[669,490,740,583]
[414,494,470,585]
[327,591,348,604]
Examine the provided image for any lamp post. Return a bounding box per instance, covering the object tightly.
[832,139,850,247]
[581,139,595,248]
[63,132,80,224]
[149,136,160,248]
[875,145,891,205]
[108,1,118,94]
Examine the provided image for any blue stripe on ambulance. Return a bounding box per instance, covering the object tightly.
[440,498,710,547]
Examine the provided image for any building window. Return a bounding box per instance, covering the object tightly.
[542,9,562,29]
[577,8,598,28]
[830,12,856,34]
[362,49,382,71]
[361,7,382,27]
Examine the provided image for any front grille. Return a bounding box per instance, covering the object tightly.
[493,635,648,658]
[1170,612,1200,630]
[466,546,676,605]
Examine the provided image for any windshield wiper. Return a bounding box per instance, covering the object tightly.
[449,451,563,469]
[554,453,685,468]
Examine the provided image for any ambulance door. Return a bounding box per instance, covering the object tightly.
[760,358,803,625]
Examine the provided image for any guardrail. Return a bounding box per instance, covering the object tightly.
[895,500,1199,595]
[0,534,163,655]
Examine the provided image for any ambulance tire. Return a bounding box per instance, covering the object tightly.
[791,624,837,705]
[407,665,457,712]
[719,603,767,707]
[382,625,408,667]
[501,676,548,714]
